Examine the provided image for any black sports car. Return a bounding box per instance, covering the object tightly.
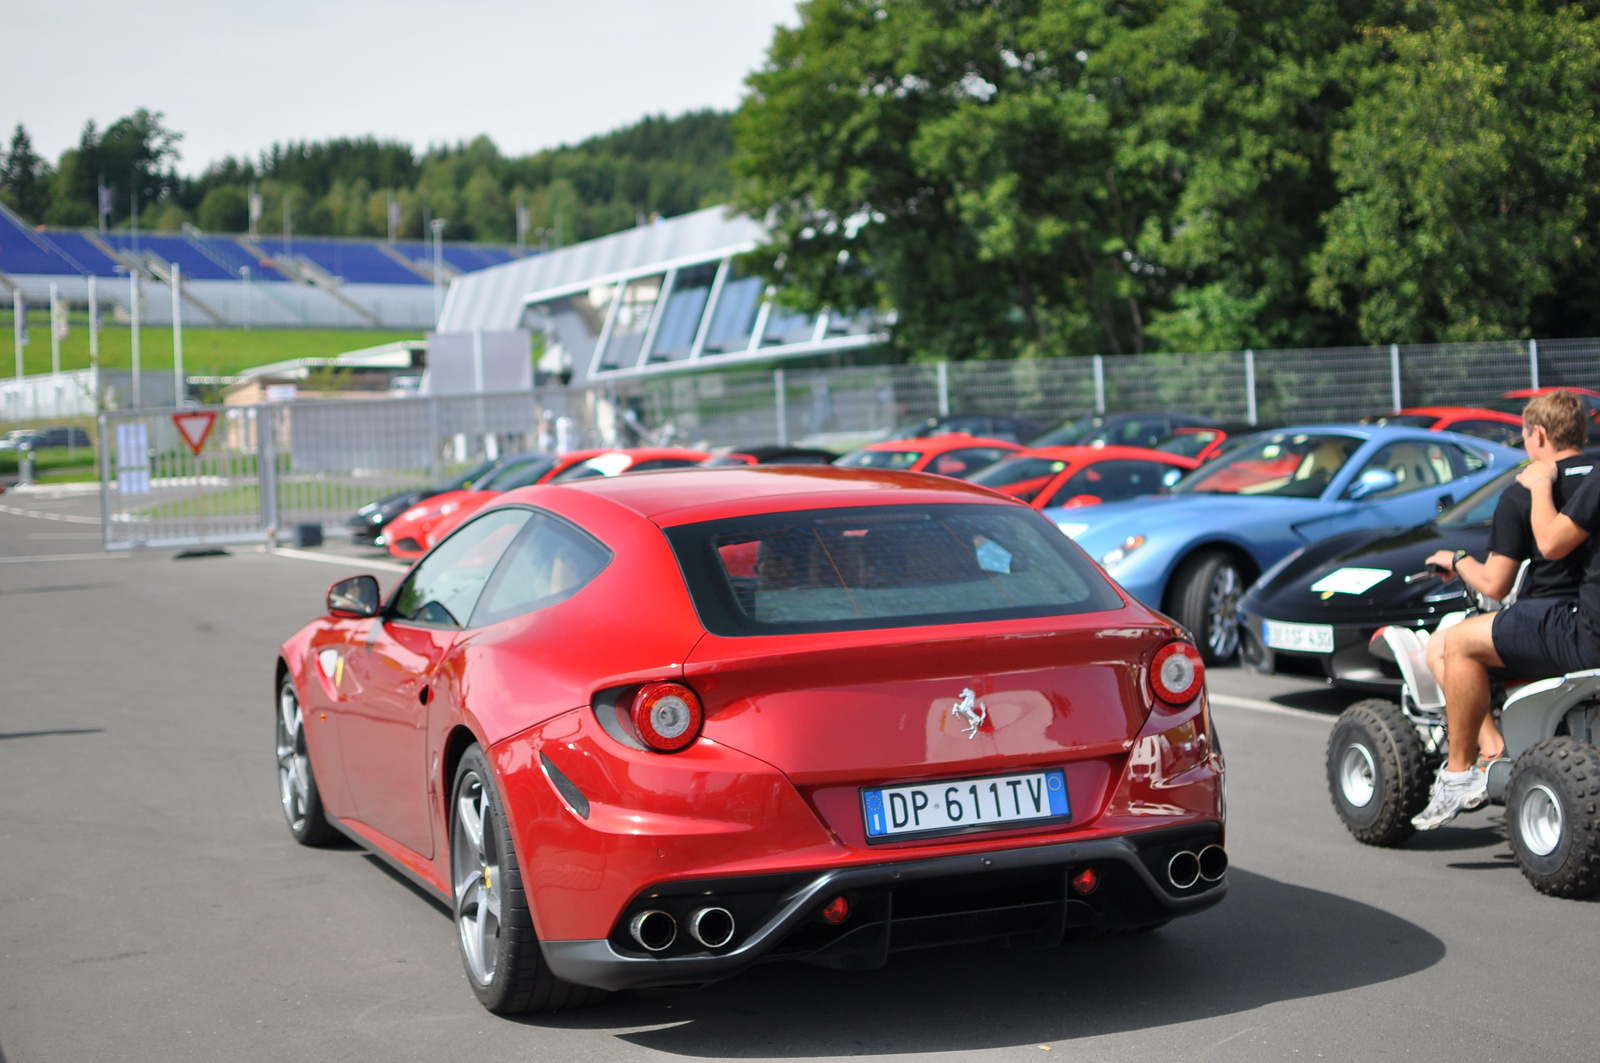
[344,457,500,546]
[1238,468,1512,691]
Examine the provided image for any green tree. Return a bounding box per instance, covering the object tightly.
[0,124,53,222]
[197,184,248,231]
[733,0,1375,360]
[1311,1,1600,342]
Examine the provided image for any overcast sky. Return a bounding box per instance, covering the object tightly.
[2,0,800,175]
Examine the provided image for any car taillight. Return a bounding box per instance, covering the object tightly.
[630,682,704,753]
[1150,641,1204,705]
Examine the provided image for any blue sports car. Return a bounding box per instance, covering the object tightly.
[1043,425,1523,663]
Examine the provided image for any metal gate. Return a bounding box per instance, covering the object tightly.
[99,388,600,551]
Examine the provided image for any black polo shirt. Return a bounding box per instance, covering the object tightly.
[1490,455,1598,600]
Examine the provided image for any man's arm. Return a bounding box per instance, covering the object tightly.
[1520,462,1591,559]
[1426,549,1523,599]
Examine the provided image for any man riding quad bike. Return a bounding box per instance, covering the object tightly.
[1326,392,1600,899]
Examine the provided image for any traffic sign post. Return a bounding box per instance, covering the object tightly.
[172,411,217,456]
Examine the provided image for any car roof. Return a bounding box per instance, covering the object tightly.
[859,434,1019,453]
[1010,444,1197,464]
[529,465,1016,526]
[1391,406,1519,419]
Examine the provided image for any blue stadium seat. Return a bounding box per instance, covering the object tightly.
[101,233,238,280]
[0,210,81,276]
[41,232,124,276]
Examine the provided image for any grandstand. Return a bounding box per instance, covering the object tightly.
[0,202,531,329]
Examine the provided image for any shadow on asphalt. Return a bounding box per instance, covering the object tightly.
[523,868,1443,1056]
[1273,688,1359,714]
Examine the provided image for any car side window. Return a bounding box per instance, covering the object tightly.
[1348,441,1458,500]
[390,509,531,627]
[931,447,1010,477]
[628,458,699,471]
[1113,418,1169,448]
[1449,420,1523,448]
[470,512,614,626]
[1043,460,1175,507]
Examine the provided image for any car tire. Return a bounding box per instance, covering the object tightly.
[1326,698,1437,847]
[450,745,607,1013]
[1171,550,1246,665]
[1505,738,1600,899]
[275,675,338,847]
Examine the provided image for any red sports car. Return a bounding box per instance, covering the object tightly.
[835,434,1021,478]
[384,447,710,559]
[1364,406,1524,447]
[967,445,1199,509]
[275,466,1226,1014]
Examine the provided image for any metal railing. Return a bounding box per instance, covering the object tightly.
[95,336,1600,550]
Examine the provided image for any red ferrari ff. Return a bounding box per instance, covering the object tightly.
[275,466,1226,1014]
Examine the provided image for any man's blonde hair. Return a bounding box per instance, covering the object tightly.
[1523,389,1589,451]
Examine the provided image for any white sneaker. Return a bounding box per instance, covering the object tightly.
[1412,768,1488,830]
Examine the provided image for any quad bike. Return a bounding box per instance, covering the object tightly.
[1325,567,1600,898]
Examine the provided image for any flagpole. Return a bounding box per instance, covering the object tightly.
[12,289,23,384]
[171,262,184,407]
[88,276,99,372]
[131,274,142,408]
[50,282,61,376]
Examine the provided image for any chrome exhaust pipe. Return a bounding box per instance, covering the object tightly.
[1198,845,1228,883]
[629,910,678,953]
[1167,850,1201,890]
[687,906,736,949]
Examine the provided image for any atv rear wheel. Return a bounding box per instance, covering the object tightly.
[1326,698,1438,846]
[1505,738,1600,898]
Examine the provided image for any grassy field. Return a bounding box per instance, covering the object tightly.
[0,310,421,378]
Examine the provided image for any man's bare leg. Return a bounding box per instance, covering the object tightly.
[1433,618,1507,761]
[1440,618,1505,772]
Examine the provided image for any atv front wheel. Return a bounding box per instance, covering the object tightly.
[1326,698,1438,846]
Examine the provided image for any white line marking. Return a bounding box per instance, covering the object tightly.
[1209,693,1336,723]
[0,504,102,525]
[0,552,124,564]
[269,547,410,573]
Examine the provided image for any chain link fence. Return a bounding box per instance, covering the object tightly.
[96,335,1599,550]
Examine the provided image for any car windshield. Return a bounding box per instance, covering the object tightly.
[1029,417,1102,448]
[1153,430,1221,458]
[1175,432,1363,498]
[478,457,556,491]
[1438,465,1519,527]
[665,503,1122,636]
[1370,414,1438,429]
[437,458,500,493]
[967,457,1068,501]
[549,452,634,482]
[837,448,923,470]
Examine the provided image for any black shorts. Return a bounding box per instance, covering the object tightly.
[1491,598,1600,679]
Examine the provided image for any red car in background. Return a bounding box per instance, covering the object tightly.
[387,447,711,559]
[1492,387,1600,441]
[1150,426,1263,464]
[968,446,1199,510]
[1365,406,1524,447]
[275,466,1226,1014]
[835,434,1021,479]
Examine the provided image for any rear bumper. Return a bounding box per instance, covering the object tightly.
[540,822,1224,991]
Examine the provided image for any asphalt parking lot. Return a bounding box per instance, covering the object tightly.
[2,491,1598,1063]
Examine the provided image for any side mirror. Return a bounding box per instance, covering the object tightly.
[1347,467,1399,500]
[327,575,381,618]
[1436,493,1455,514]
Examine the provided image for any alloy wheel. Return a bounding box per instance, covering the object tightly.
[1339,743,1377,808]
[453,771,503,986]
[275,683,311,832]
[1518,783,1564,858]
[1207,563,1242,659]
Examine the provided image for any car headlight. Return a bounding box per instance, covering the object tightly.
[1056,522,1090,538]
[370,512,385,523]
[1101,535,1146,567]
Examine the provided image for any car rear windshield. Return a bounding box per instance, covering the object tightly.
[664,503,1122,636]
[837,448,923,470]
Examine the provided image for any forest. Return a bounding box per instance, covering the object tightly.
[0,109,734,247]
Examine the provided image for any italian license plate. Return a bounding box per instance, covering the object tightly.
[861,769,1070,841]
[1263,619,1335,653]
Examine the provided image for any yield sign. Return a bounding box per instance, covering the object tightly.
[172,411,217,456]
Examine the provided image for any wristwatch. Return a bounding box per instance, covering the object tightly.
[1454,549,1470,568]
